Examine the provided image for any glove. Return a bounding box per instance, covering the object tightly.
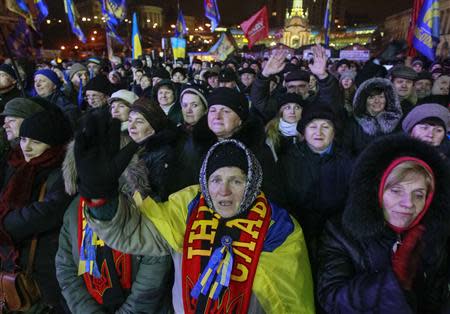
[391,224,425,290]
[74,107,139,199]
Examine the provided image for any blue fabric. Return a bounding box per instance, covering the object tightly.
[64,0,86,43]
[34,69,61,87]
[79,224,101,278]
[204,0,220,32]
[263,201,294,252]
[413,0,440,61]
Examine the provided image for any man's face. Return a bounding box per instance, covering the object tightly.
[207,76,219,89]
[71,71,89,89]
[337,64,349,75]
[240,73,255,87]
[285,80,309,99]
[87,63,101,77]
[392,77,414,98]
[414,79,432,98]
[3,116,24,141]
[0,71,16,92]
[85,90,108,108]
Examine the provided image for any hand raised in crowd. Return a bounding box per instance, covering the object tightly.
[391,224,425,290]
[74,107,139,200]
[308,44,328,80]
[261,49,288,78]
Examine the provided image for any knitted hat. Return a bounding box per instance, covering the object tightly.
[205,141,248,179]
[411,58,424,67]
[277,93,304,110]
[86,57,101,65]
[108,89,139,106]
[180,84,208,109]
[285,70,310,83]
[218,68,237,83]
[339,70,356,82]
[391,65,418,81]
[297,104,337,134]
[0,64,16,80]
[34,69,61,88]
[19,110,72,146]
[130,98,169,133]
[1,97,44,118]
[85,75,113,96]
[402,103,449,134]
[68,63,88,80]
[207,87,249,121]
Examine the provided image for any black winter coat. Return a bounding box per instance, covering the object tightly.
[45,89,81,130]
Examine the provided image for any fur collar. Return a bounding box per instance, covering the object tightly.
[342,135,450,241]
[353,78,402,135]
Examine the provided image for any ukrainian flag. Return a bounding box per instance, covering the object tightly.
[323,0,332,46]
[171,37,186,59]
[413,0,440,61]
[34,0,48,23]
[132,13,142,59]
[174,9,187,38]
[64,0,86,43]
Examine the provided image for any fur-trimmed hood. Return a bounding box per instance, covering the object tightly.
[62,133,153,197]
[352,78,402,135]
[342,135,450,241]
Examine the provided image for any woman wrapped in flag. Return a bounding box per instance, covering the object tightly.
[72,109,315,313]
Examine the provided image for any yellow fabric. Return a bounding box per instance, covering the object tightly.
[133,185,315,313]
[173,47,186,59]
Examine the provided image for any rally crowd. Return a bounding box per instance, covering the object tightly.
[0,42,448,313]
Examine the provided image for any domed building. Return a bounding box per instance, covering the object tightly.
[283,0,312,48]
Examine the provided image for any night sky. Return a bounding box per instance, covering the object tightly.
[47,0,412,25]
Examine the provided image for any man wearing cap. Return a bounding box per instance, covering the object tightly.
[411,58,424,73]
[218,68,238,90]
[34,69,80,129]
[0,64,21,112]
[390,65,418,115]
[204,70,219,92]
[84,75,113,109]
[414,72,433,100]
[86,57,102,78]
[63,63,90,108]
[238,68,256,97]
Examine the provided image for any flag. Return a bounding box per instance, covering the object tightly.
[34,0,48,23]
[412,0,440,61]
[209,32,235,61]
[204,0,220,32]
[101,0,126,25]
[240,6,269,49]
[174,9,187,37]
[6,17,34,58]
[5,0,38,30]
[171,37,186,59]
[132,12,142,59]
[106,23,124,44]
[64,0,86,43]
[323,0,332,46]
[407,0,425,56]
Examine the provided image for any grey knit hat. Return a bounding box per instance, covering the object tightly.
[402,103,449,133]
[1,97,45,118]
[339,70,356,82]
[199,139,263,216]
[69,63,88,80]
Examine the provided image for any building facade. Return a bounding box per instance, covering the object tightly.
[282,0,312,48]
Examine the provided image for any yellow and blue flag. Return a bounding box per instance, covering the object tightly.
[209,32,235,61]
[132,12,142,59]
[6,0,38,30]
[34,0,48,23]
[413,0,440,61]
[64,0,86,43]
[204,0,220,32]
[323,0,332,46]
[174,9,187,37]
[100,0,126,43]
[171,37,186,59]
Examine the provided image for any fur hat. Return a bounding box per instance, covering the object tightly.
[207,87,249,121]
[402,103,449,134]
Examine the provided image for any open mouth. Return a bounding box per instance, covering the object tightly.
[218,200,233,207]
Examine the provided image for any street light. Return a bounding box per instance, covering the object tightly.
[61,45,66,50]
[74,45,79,49]
[91,37,95,41]
[46,19,51,24]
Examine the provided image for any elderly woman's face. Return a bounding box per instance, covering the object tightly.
[157,86,175,107]
[411,123,446,146]
[20,137,50,162]
[208,166,247,218]
[181,93,206,126]
[382,175,427,229]
[128,111,155,143]
[208,105,242,139]
[110,100,130,122]
[34,74,56,97]
[304,119,334,153]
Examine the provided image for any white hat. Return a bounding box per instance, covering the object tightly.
[108,89,139,106]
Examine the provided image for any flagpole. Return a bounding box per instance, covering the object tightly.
[0,26,26,97]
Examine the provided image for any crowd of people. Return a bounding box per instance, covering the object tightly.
[0,42,448,313]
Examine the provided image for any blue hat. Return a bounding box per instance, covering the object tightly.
[34,69,61,88]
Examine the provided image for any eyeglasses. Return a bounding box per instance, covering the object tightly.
[84,95,103,101]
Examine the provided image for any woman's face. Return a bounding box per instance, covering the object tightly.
[140,76,151,90]
[341,78,353,89]
[181,93,206,126]
[34,74,56,97]
[110,100,130,122]
[207,105,242,139]
[366,92,386,116]
[410,123,446,146]
[157,86,175,107]
[208,166,247,218]
[20,137,50,162]
[382,175,427,229]
[172,72,185,83]
[304,119,334,152]
[128,111,155,143]
[281,103,302,124]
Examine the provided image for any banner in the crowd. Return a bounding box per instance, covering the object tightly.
[413,0,440,61]
[174,9,188,37]
[240,5,269,49]
[204,0,220,32]
[5,0,42,30]
[323,0,332,46]
[64,0,86,43]
[209,32,235,61]
[132,12,142,59]
[339,49,370,61]
[171,37,186,59]
[101,0,126,25]
[407,0,425,56]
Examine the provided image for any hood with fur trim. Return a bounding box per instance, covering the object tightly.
[352,78,403,135]
[342,135,450,241]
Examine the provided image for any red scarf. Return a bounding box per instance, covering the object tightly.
[182,193,272,313]
[0,146,65,263]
